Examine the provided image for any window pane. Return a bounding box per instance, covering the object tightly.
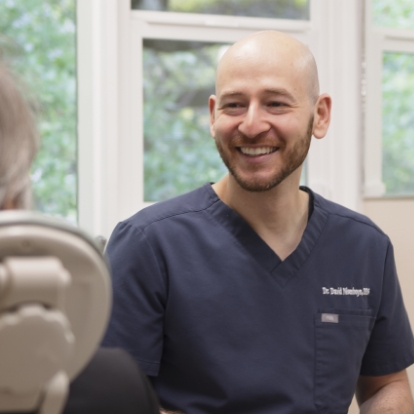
[0,0,77,222]
[133,0,309,20]
[382,52,414,195]
[373,0,414,29]
[143,40,228,202]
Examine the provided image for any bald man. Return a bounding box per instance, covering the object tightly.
[103,31,414,414]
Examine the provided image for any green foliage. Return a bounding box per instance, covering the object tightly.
[373,1,414,195]
[373,0,414,29]
[382,52,414,195]
[135,0,309,19]
[143,42,227,202]
[0,0,76,221]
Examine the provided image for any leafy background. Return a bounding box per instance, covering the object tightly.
[373,0,414,30]
[132,0,309,19]
[143,41,228,202]
[0,0,76,222]
[382,52,414,195]
[373,0,414,195]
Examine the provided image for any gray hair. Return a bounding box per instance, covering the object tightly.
[0,62,39,209]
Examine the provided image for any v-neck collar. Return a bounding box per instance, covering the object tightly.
[203,183,328,287]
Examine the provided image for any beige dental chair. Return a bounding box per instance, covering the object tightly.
[0,211,111,414]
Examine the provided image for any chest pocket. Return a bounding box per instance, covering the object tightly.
[314,310,375,414]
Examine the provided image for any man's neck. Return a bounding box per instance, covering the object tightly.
[212,174,309,261]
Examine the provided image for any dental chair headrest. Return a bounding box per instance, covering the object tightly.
[0,211,111,414]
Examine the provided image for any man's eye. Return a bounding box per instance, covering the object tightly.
[227,103,242,108]
[269,101,284,107]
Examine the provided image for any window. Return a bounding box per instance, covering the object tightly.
[373,0,414,30]
[382,52,414,195]
[0,0,77,222]
[364,0,414,197]
[143,40,228,202]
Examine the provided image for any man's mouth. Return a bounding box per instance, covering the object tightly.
[238,147,278,156]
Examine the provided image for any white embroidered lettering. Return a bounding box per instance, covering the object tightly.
[322,287,370,296]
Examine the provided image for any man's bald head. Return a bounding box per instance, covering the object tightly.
[216,30,319,103]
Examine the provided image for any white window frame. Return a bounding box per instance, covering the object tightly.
[78,0,363,238]
[364,0,414,198]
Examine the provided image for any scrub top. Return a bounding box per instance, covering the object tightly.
[102,184,414,414]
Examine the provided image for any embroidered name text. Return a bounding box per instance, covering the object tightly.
[322,287,370,297]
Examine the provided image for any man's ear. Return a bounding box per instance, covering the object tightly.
[312,93,332,139]
[209,95,216,138]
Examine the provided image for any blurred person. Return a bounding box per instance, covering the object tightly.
[103,31,414,414]
[0,60,159,414]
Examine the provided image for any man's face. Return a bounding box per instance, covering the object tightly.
[209,42,316,192]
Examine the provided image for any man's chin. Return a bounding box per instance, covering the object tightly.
[231,174,285,193]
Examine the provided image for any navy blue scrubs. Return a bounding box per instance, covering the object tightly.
[102,184,414,414]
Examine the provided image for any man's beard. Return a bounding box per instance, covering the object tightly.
[215,115,314,192]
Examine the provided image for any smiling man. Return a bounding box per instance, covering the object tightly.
[103,31,414,414]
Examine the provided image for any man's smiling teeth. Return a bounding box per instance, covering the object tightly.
[239,147,278,156]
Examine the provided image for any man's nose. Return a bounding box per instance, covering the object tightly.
[238,103,270,139]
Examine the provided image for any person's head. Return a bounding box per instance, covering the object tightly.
[209,30,331,192]
[0,61,38,209]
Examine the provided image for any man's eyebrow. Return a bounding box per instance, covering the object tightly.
[219,91,244,99]
[219,88,297,101]
[263,88,296,101]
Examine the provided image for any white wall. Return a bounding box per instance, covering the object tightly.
[364,198,414,396]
